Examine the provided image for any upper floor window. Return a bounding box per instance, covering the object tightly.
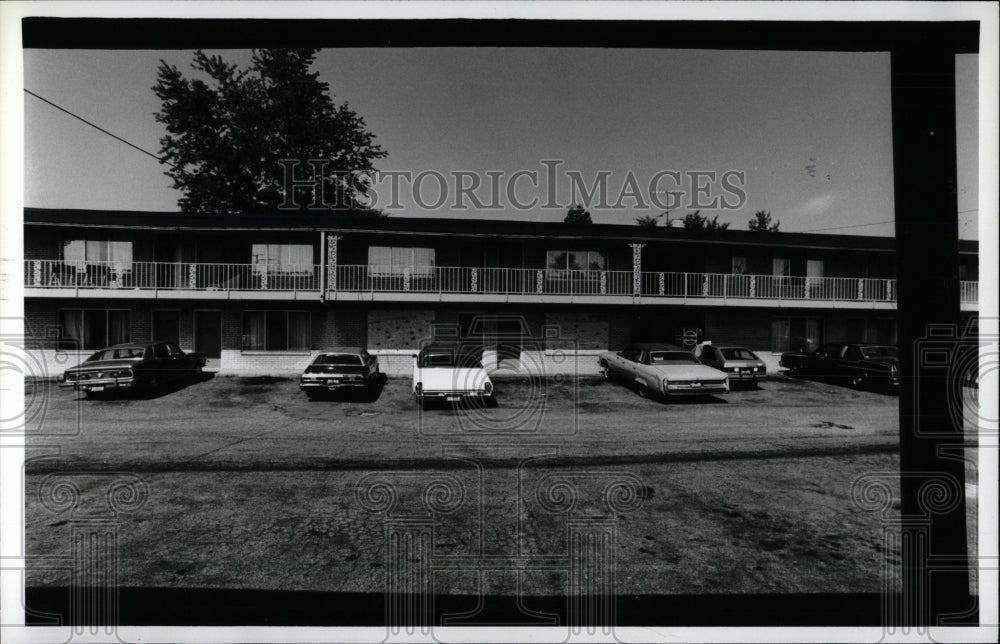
[546,251,606,274]
[772,258,790,277]
[732,256,747,274]
[252,244,313,274]
[63,240,133,268]
[368,246,435,277]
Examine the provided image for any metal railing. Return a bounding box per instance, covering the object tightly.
[24,260,979,305]
[24,260,320,292]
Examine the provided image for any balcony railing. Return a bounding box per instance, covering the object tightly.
[24,260,979,305]
[25,260,320,291]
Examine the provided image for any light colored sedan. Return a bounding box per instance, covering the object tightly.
[413,343,494,410]
[598,343,729,398]
[692,342,767,387]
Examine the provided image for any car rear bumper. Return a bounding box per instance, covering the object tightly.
[417,390,489,400]
[300,379,367,390]
[59,379,134,392]
[665,385,729,395]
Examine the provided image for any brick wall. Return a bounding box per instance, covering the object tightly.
[544,310,608,350]
[368,308,434,349]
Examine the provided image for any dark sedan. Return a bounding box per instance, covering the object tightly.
[780,343,899,390]
[692,342,767,387]
[299,348,380,398]
[58,341,207,395]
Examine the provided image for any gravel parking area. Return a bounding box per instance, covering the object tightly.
[24,373,927,597]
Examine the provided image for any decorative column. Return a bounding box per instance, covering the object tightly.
[33,260,42,286]
[886,279,893,302]
[599,271,607,295]
[658,272,665,296]
[326,234,341,293]
[749,275,756,298]
[536,269,544,294]
[470,268,478,292]
[188,263,197,289]
[858,278,865,300]
[403,267,411,291]
[628,243,644,296]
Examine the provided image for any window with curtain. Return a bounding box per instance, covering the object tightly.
[367,246,435,277]
[732,256,747,274]
[251,244,313,274]
[242,311,310,351]
[58,309,131,350]
[546,250,606,276]
[63,240,133,270]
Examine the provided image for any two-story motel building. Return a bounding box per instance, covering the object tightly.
[23,208,980,377]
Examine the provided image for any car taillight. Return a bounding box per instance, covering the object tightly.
[483,381,493,395]
[415,382,423,394]
[57,373,66,382]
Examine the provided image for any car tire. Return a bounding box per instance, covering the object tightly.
[637,383,649,398]
[850,373,867,390]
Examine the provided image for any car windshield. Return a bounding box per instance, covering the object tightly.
[418,349,482,369]
[648,351,700,365]
[721,348,757,360]
[861,346,898,359]
[315,354,362,365]
[86,347,145,361]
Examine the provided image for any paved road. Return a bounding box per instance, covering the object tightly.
[25,374,900,471]
[21,374,921,596]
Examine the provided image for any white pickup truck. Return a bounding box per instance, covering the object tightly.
[413,343,494,410]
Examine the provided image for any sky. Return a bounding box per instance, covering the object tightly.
[23,48,979,238]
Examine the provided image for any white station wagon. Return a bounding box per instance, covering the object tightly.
[598,342,729,399]
[413,343,494,410]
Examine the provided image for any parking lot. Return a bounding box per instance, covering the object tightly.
[23,372,929,599]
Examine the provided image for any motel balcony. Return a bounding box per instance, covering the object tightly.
[23,259,980,310]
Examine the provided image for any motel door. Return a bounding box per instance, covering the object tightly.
[194,311,222,359]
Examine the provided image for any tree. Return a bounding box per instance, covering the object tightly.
[635,209,673,227]
[682,210,730,230]
[153,49,387,214]
[564,205,593,224]
[748,210,781,232]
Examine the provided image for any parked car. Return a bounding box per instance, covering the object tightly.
[780,343,900,390]
[299,348,380,398]
[58,341,206,395]
[598,343,729,399]
[692,342,767,387]
[413,343,493,410]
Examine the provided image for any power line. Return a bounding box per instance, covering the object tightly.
[24,88,188,175]
[798,220,895,233]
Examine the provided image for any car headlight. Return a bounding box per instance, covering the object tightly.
[483,381,493,395]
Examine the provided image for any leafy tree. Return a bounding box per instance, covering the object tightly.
[635,209,672,227]
[564,205,593,224]
[153,49,387,214]
[748,210,781,232]
[682,210,730,230]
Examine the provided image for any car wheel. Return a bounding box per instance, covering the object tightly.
[637,383,649,398]
[850,373,867,389]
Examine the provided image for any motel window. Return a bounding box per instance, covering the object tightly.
[772,258,790,277]
[241,311,311,351]
[251,244,313,274]
[58,309,131,350]
[732,256,747,274]
[546,251,606,274]
[367,247,435,277]
[62,240,133,269]
[771,317,822,354]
